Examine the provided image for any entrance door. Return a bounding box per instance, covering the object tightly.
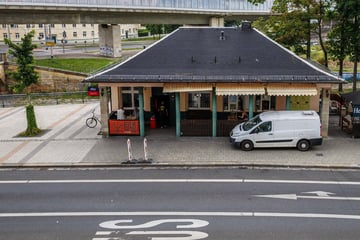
[151,88,172,127]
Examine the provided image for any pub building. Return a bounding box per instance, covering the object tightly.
[84,23,344,137]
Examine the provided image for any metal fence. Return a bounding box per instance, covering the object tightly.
[0,91,99,108]
[0,0,274,12]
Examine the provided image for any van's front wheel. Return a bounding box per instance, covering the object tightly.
[241,140,254,151]
[297,140,310,151]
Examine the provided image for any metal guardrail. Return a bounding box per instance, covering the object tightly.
[0,91,99,108]
[0,0,274,12]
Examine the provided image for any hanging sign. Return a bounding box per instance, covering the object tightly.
[353,105,360,117]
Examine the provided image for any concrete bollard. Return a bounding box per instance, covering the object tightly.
[144,138,149,161]
[127,138,133,161]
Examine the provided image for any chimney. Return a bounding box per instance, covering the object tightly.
[241,21,252,31]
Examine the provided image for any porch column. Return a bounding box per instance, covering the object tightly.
[111,86,119,111]
[138,87,145,137]
[175,92,181,137]
[286,96,291,110]
[248,95,254,119]
[212,87,217,137]
[321,89,330,137]
[98,24,122,58]
[100,87,110,138]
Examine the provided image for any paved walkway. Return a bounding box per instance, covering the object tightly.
[0,103,359,169]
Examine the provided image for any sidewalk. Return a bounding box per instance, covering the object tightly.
[0,103,359,169]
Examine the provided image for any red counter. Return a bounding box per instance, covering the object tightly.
[108,119,140,135]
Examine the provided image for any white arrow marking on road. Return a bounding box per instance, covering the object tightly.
[254,191,360,201]
[304,191,335,197]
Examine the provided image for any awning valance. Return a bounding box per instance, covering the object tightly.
[267,84,318,96]
[163,83,213,93]
[216,83,265,96]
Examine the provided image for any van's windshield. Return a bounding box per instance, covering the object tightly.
[243,115,262,131]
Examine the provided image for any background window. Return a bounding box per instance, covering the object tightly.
[223,96,243,111]
[188,93,210,109]
[121,87,139,109]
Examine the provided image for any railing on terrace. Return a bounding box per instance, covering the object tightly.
[0,0,274,12]
[0,91,99,108]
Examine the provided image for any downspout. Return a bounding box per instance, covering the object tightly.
[175,92,180,137]
[212,87,217,137]
[248,95,254,119]
[138,87,145,137]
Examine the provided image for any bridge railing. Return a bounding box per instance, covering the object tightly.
[0,0,274,12]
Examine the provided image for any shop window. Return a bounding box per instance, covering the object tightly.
[121,87,139,109]
[223,96,243,111]
[255,95,276,112]
[188,93,210,109]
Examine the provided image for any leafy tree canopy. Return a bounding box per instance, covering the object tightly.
[4,30,39,93]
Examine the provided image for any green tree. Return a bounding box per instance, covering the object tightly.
[4,30,39,93]
[145,24,180,39]
[4,30,42,136]
[338,0,360,92]
[254,0,332,65]
[254,0,315,57]
[326,0,351,92]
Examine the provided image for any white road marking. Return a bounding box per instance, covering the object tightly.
[99,219,209,229]
[255,191,360,201]
[126,230,208,240]
[1,211,360,220]
[0,179,360,185]
[95,231,113,235]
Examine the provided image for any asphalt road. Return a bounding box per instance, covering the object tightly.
[1,168,360,240]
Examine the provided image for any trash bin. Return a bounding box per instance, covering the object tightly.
[353,123,360,138]
[150,116,157,129]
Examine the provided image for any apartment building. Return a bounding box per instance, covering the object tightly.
[0,23,140,44]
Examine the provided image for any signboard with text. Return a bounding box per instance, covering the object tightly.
[354,105,360,117]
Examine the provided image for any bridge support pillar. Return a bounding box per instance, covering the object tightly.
[209,17,224,27]
[99,24,122,58]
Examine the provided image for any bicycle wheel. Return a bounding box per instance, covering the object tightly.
[86,117,97,128]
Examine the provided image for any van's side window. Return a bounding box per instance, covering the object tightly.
[258,121,272,132]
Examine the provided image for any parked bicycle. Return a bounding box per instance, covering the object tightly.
[86,109,101,128]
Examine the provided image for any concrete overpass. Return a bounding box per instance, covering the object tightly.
[0,0,274,24]
[0,0,274,57]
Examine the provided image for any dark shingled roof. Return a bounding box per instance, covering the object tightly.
[86,26,342,84]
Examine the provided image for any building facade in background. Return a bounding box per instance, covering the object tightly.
[0,23,141,44]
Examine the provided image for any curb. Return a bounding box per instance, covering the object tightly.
[1,163,360,171]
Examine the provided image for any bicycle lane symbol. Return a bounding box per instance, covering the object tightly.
[92,219,209,240]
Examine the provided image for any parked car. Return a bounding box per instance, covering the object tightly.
[230,111,322,151]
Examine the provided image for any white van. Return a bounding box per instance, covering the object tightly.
[230,111,322,151]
